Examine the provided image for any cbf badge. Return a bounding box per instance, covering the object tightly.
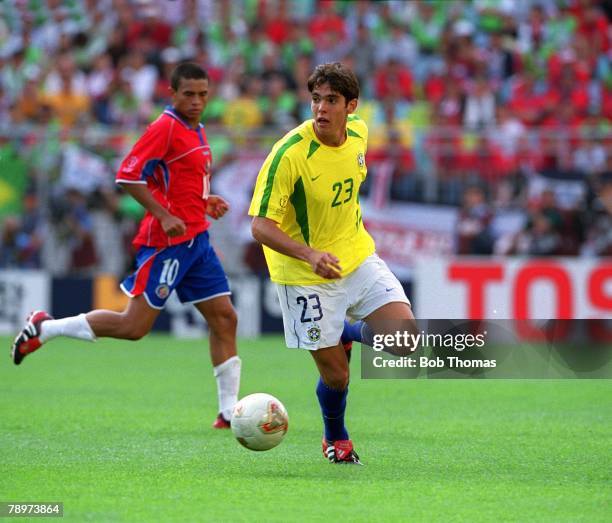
[155,284,170,299]
[357,152,365,168]
[307,326,321,342]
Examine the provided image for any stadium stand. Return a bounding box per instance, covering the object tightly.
[0,0,610,274]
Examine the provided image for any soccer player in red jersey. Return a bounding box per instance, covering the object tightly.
[11,63,240,429]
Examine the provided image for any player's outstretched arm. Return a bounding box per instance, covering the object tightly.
[251,216,342,279]
[119,183,186,238]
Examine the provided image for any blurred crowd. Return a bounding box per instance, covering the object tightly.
[0,0,611,274]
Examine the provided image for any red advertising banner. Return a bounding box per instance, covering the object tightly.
[415,258,612,320]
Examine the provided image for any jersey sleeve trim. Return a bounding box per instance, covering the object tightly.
[141,158,170,190]
[116,179,147,184]
[258,133,303,217]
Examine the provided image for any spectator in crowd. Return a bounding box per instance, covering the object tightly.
[538,188,564,233]
[436,79,464,126]
[44,51,87,98]
[499,186,572,256]
[280,21,315,76]
[125,4,172,51]
[582,172,612,256]
[107,76,141,127]
[375,21,418,69]
[455,185,494,254]
[0,216,23,267]
[348,24,376,93]
[86,52,114,124]
[106,25,129,68]
[483,31,518,84]
[463,74,497,130]
[2,49,30,104]
[368,129,417,202]
[11,77,46,123]
[41,51,90,126]
[409,1,446,58]
[16,192,44,268]
[309,0,346,44]
[574,130,607,177]
[519,210,563,256]
[0,200,44,269]
[374,58,413,101]
[260,72,297,128]
[516,4,550,60]
[57,188,98,274]
[508,72,546,126]
[494,105,526,151]
[241,23,274,76]
[263,0,292,46]
[120,48,158,110]
[222,75,264,130]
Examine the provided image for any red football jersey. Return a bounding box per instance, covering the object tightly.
[116,107,212,247]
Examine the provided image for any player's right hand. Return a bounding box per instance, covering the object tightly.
[308,251,342,279]
[161,214,186,237]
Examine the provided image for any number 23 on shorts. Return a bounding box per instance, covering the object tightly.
[296,294,323,322]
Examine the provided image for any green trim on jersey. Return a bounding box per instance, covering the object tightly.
[258,133,303,217]
[347,115,361,122]
[290,177,309,244]
[347,128,361,138]
[307,140,320,159]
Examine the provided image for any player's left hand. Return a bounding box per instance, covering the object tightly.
[207,195,230,219]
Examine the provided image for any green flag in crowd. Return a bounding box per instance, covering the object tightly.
[0,143,28,217]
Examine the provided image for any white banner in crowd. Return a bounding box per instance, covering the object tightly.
[361,202,456,280]
[415,258,612,319]
[0,270,50,334]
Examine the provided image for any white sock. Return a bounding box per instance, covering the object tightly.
[39,313,97,343]
[213,355,241,420]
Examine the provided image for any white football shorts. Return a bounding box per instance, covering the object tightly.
[276,253,411,350]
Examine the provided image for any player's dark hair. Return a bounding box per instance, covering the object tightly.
[170,62,209,90]
[307,62,359,104]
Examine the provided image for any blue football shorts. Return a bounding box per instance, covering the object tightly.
[120,231,231,309]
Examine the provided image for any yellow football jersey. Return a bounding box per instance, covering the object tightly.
[249,116,376,285]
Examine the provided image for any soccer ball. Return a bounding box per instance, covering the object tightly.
[230,393,289,451]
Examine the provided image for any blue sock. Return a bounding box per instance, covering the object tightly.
[341,320,363,344]
[360,322,374,346]
[316,378,349,441]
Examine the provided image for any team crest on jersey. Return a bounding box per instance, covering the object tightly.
[155,284,170,299]
[125,155,139,172]
[307,326,321,342]
[279,196,288,208]
[357,152,365,168]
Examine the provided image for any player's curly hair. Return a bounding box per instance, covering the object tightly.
[171,62,209,90]
[307,62,359,104]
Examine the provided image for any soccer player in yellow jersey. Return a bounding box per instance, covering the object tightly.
[249,63,415,464]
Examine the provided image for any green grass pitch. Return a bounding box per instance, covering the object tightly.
[1,335,610,522]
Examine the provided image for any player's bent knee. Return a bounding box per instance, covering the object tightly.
[323,369,349,391]
[123,331,145,341]
[121,323,150,341]
[209,306,237,334]
[224,306,238,328]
